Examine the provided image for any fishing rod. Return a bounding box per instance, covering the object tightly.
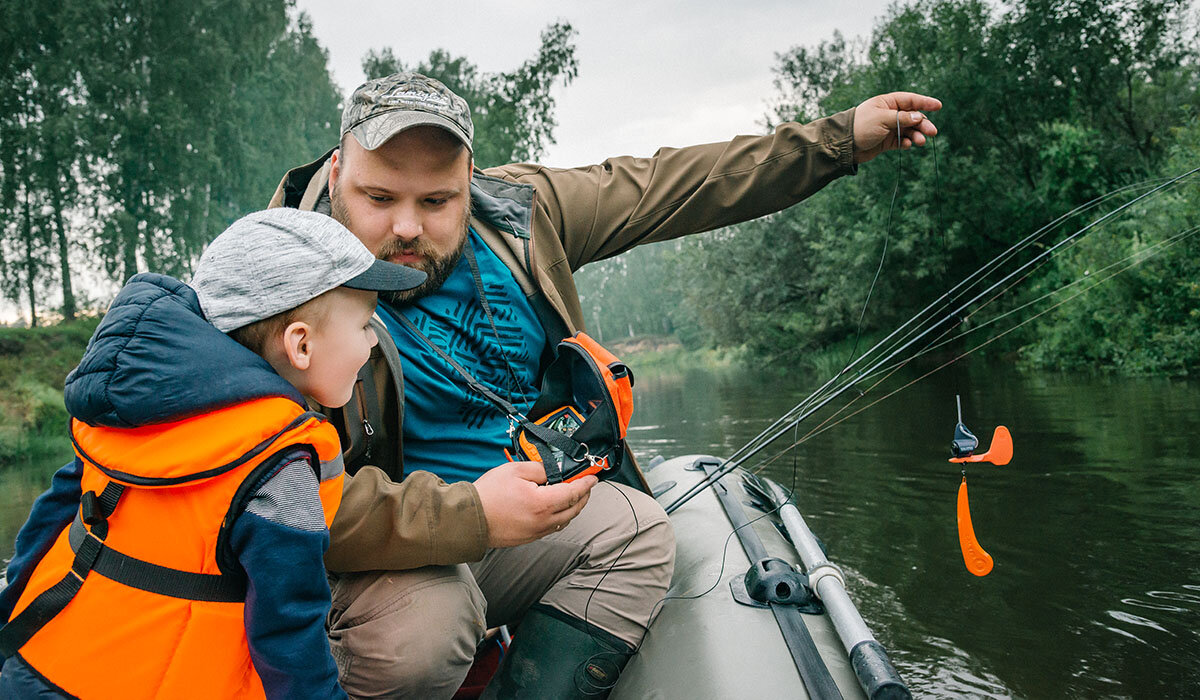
[748,222,1200,473]
[663,165,1200,515]
[794,169,1198,414]
[666,173,1176,493]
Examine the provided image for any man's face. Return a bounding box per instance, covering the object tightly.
[329,126,472,303]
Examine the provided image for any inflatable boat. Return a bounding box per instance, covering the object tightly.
[613,455,911,700]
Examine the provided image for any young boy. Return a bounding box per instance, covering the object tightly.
[0,209,425,699]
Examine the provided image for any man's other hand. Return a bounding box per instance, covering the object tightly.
[475,461,599,548]
[853,92,943,164]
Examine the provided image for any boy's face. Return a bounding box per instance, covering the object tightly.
[299,288,379,408]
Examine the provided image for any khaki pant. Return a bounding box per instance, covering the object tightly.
[326,482,675,699]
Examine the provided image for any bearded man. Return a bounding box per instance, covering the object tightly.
[269,71,940,698]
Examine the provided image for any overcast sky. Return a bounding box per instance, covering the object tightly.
[295,0,895,167]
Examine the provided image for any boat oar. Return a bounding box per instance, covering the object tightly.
[760,477,911,700]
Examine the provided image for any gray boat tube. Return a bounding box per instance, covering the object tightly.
[766,481,912,700]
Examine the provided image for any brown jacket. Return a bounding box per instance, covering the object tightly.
[268,109,857,572]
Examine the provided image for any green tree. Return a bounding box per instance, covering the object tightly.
[0,0,342,325]
[360,21,579,168]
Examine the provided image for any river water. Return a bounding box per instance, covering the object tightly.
[629,360,1200,698]
[3,361,1198,697]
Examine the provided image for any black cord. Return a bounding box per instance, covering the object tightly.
[840,111,903,377]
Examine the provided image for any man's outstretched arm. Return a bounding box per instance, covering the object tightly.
[486,91,940,270]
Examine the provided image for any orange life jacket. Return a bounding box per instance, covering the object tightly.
[3,397,343,699]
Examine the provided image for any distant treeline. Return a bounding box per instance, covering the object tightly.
[576,0,1200,375]
[0,1,577,327]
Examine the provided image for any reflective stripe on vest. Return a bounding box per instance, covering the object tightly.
[2,397,343,699]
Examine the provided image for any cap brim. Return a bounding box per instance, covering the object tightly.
[343,259,427,292]
[349,110,472,152]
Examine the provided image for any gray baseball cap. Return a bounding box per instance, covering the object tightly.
[191,209,426,333]
[341,72,474,152]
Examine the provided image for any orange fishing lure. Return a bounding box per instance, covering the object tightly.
[948,397,1013,577]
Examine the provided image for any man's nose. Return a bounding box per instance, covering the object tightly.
[391,206,421,241]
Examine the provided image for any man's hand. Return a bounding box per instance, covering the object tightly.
[852,92,943,164]
[474,461,598,548]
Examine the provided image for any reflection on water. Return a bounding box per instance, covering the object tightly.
[629,360,1200,698]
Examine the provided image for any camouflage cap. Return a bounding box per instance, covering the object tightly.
[341,72,473,152]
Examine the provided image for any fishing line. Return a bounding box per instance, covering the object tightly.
[809,180,1200,399]
[634,472,801,648]
[749,223,1200,471]
[568,465,805,695]
[575,481,640,695]
[664,115,914,515]
[780,169,1197,416]
[878,225,1200,366]
[678,167,1199,509]
[841,112,901,375]
[809,172,1193,400]
[754,224,1200,472]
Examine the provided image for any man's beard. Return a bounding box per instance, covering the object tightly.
[331,185,470,304]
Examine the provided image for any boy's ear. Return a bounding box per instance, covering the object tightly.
[281,321,313,371]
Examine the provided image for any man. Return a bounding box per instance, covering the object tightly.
[269,72,940,698]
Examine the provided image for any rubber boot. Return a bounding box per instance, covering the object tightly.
[481,604,634,699]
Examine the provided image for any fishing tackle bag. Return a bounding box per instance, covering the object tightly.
[512,333,634,484]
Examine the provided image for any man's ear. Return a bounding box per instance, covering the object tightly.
[329,148,341,190]
[281,321,314,371]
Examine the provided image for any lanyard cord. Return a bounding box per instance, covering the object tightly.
[463,242,528,407]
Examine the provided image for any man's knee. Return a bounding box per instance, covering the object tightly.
[327,566,486,698]
[598,483,676,586]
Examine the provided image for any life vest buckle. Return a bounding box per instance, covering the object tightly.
[80,490,106,526]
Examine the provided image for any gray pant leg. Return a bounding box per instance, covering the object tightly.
[327,565,486,699]
[324,483,675,697]
[471,482,675,647]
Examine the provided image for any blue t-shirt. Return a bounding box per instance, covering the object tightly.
[378,229,546,483]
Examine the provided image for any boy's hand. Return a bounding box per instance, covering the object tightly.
[475,461,598,548]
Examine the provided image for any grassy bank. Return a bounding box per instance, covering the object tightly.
[604,335,739,372]
[0,318,99,470]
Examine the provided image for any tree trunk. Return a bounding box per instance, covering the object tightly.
[122,178,139,281]
[22,187,38,328]
[50,182,76,321]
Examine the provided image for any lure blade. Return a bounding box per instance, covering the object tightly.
[949,425,1013,466]
[957,477,994,577]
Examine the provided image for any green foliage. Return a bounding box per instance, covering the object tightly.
[1021,119,1200,374]
[360,22,579,169]
[578,0,1200,375]
[0,2,341,319]
[0,317,95,468]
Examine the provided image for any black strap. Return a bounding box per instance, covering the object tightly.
[463,244,527,406]
[393,312,587,467]
[703,463,844,700]
[0,482,124,659]
[67,518,245,603]
[0,481,245,659]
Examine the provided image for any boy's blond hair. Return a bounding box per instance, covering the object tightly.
[227,291,333,357]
